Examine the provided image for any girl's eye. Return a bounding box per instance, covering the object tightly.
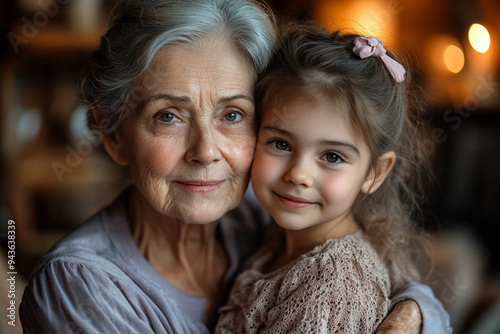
[157,112,177,123]
[271,140,290,151]
[223,111,242,122]
[322,152,343,164]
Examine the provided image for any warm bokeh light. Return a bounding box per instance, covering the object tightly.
[444,45,465,73]
[313,0,397,45]
[468,23,490,53]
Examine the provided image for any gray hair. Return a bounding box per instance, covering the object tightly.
[81,0,276,133]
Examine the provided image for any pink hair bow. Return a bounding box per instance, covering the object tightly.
[353,36,406,83]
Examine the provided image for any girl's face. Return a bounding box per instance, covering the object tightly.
[251,96,374,238]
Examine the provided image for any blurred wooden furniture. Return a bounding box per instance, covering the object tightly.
[1,23,126,277]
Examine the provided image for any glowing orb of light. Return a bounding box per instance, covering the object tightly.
[468,23,490,53]
[444,45,465,73]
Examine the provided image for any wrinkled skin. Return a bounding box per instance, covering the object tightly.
[377,300,422,334]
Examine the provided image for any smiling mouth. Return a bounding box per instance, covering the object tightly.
[274,192,316,209]
[177,180,225,193]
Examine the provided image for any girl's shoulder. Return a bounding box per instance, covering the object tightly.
[270,232,392,332]
[291,231,391,290]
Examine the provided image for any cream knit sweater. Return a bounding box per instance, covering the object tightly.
[216,231,391,333]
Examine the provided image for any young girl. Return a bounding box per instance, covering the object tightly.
[216,23,432,333]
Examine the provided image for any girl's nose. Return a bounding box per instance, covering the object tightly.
[284,159,313,187]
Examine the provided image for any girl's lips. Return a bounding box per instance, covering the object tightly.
[177,181,224,193]
[275,192,316,209]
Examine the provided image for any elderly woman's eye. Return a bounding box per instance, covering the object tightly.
[157,113,177,123]
[223,112,242,122]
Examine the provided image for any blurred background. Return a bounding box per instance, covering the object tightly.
[0,0,499,333]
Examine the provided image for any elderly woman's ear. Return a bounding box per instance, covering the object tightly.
[92,109,129,166]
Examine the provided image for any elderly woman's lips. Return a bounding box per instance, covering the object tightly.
[177,181,225,193]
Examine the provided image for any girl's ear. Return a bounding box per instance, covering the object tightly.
[93,110,129,166]
[361,151,396,194]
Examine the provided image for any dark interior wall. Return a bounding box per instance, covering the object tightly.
[426,111,500,274]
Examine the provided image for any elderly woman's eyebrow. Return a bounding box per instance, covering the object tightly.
[140,93,254,111]
[218,94,254,105]
[139,93,190,111]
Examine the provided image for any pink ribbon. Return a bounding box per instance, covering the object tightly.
[353,36,406,83]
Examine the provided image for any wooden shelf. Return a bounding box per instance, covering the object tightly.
[10,24,105,55]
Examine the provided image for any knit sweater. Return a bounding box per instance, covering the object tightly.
[216,231,391,333]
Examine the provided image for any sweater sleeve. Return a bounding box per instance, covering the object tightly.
[391,282,453,334]
[20,260,176,334]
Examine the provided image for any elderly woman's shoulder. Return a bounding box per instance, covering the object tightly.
[27,212,118,279]
[26,191,130,284]
[20,200,138,325]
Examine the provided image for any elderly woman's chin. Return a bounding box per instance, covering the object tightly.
[132,174,251,225]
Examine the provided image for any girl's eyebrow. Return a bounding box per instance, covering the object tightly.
[320,140,360,156]
[261,126,290,136]
[261,126,360,156]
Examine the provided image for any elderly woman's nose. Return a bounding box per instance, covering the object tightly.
[185,126,223,165]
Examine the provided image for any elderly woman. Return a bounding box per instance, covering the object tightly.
[20,0,450,333]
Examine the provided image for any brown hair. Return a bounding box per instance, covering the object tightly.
[255,22,432,291]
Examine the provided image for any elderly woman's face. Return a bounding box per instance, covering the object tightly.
[114,38,256,224]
